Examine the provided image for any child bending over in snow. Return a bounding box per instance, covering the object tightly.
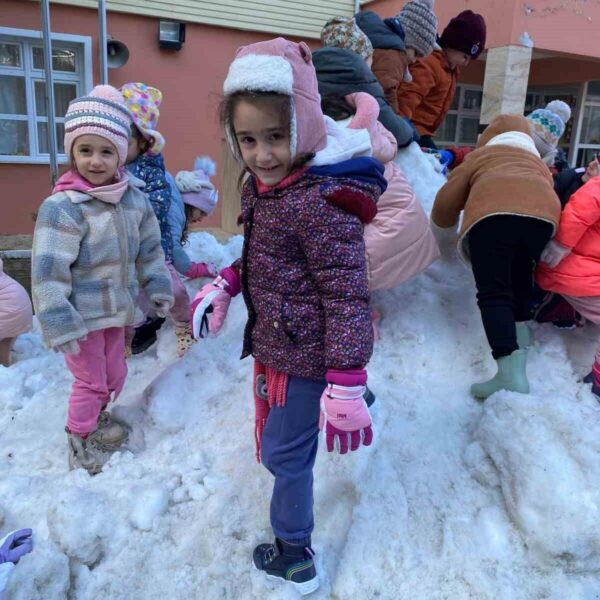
[537,176,600,398]
[190,38,384,595]
[431,114,561,399]
[31,85,173,475]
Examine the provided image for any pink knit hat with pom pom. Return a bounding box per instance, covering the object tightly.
[175,156,219,215]
[63,84,132,166]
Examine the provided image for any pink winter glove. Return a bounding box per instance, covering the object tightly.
[320,369,373,454]
[540,239,571,268]
[191,266,240,339]
[184,261,218,279]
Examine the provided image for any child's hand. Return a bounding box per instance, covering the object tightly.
[540,239,571,268]
[319,369,373,454]
[151,299,172,318]
[54,338,84,355]
[184,262,218,279]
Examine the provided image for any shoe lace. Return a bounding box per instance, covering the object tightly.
[264,546,276,564]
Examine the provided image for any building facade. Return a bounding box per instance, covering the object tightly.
[3,0,600,236]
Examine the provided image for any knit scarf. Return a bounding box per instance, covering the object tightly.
[53,169,129,204]
[253,359,288,463]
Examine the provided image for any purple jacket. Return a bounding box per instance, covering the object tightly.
[239,170,380,379]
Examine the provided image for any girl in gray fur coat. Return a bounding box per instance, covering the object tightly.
[31,85,173,475]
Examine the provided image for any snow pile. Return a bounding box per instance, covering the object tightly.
[471,390,600,572]
[1,148,600,599]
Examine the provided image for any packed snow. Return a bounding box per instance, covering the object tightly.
[1,142,599,599]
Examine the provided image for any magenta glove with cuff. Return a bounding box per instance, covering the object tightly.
[184,261,218,279]
[320,368,373,454]
[191,266,240,339]
[540,239,571,268]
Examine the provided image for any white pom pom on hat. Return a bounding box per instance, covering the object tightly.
[545,99,572,125]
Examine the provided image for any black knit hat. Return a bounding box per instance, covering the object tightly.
[439,10,486,58]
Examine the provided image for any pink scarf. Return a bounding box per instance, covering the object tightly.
[53,169,129,204]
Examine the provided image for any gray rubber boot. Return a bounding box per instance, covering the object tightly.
[470,349,530,400]
[516,322,532,349]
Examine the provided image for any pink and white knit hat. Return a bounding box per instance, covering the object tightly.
[175,156,219,215]
[223,37,327,160]
[64,85,132,166]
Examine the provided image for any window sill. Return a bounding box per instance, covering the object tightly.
[0,156,69,165]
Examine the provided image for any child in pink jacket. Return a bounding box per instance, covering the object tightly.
[0,257,32,367]
[322,91,440,291]
[537,176,600,397]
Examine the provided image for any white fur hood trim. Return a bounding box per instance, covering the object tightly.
[223,54,293,95]
[485,131,540,158]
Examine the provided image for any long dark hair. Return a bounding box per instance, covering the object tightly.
[219,91,315,189]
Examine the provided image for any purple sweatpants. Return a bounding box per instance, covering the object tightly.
[64,327,127,436]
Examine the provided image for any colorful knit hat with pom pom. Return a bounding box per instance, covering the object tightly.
[527,99,572,158]
[119,82,165,155]
[175,156,219,215]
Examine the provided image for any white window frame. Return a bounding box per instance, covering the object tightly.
[0,27,92,164]
[435,84,483,147]
[570,81,600,168]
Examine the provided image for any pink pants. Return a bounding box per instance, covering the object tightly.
[64,327,127,435]
[563,295,600,363]
[137,262,190,326]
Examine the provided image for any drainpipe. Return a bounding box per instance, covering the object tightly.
[40,0,58,185]
[99,0,108,84]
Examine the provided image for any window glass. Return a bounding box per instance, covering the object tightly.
[34,81,77,117]
[37,122,65,154]
[580,105,600,145]
[436,114,457,143]
[0,119,29,155]
[459,117,479,144]
[0,75,27,114]
[462,89,482,111]
[32,45,76,72]
[0,43,21,67]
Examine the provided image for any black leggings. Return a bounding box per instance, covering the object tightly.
[469,215,554,359]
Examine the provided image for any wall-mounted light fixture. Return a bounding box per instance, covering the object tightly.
[158,21,185,51]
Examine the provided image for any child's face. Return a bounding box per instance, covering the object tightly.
[189,207,207,223]
[444,48,471,70]
[72,134,119,186]
[233,99,292,187]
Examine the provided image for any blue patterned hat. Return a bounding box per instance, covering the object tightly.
[527,100,571,157]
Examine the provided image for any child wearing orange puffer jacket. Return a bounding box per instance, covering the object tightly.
[537,177,600,397]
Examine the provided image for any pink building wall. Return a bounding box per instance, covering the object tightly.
[368,0,600,58]
[0,0,283,234]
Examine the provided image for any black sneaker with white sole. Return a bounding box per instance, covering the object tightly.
[253,538,319,595]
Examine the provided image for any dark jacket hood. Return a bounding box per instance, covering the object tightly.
[355,11,406,51]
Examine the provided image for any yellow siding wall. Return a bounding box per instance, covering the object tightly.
[48,0,356,39]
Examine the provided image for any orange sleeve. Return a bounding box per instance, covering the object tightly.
[555,182,600,248]
[396,58,436,120]
[371,50,405,114]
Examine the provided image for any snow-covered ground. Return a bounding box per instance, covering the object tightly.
[1,144,600,599]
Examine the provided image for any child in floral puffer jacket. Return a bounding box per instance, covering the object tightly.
[190,38,385,595]
[32,85,173,475]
